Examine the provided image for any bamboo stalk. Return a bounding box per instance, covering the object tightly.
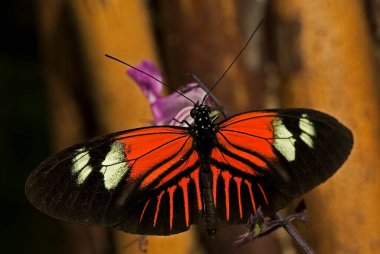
[271,1,380,253]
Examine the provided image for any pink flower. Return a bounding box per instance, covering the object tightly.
[127,61,222,126]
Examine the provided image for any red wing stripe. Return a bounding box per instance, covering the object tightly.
[168,186,177,230]
[118,127,191,183]
[139,137,192,188]
[257,183,268,205]
[217,131,275,165]
[153,191,165,227]
[218,112,277,129]
[221,171,232,221]
[190,168,202,211]
[125,134,189,162]
[117,127,188,139]
[211,166,221,207]
[221,129,272,141]
[179,177,190,227]
[234,177,243,219]
[212,146,260,175]
[154,151,198,189]
[244,180,257,213]
[139,199,151,223]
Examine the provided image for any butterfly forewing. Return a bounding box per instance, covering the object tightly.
[26,126,203,235]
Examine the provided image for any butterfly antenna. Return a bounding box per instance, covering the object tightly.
[105,54,196,105]
[201,19,264,104]
[190,73,228,118]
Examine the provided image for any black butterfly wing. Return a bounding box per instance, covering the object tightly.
[26,126,202,235]
[211,109,353,222]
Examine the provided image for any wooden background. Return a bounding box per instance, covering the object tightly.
[2,0,380,253]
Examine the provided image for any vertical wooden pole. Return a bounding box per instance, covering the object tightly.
[271,1,380,253]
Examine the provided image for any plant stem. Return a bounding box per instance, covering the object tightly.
[274,213,315,254]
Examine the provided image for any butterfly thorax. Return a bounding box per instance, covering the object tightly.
[190,105,217,152]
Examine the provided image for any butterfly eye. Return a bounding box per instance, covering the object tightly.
[190,107,197,118]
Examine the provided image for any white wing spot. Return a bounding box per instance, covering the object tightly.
[299,114,316,136]
[100,142,130,190]
[299,114,315,148]
[273,120,296,161]
[300,133,314,148]
[77,165,92,184]
[72,148,93,185]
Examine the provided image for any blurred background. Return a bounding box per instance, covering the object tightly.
[1,0,380,253]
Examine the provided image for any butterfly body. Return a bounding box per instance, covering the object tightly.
[26,107,353,236]
[190,105,218,235]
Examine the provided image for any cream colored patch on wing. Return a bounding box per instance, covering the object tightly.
[100,142,130,190]
[299,114,316,148]
[273,120,296,162]
[72,148,93,185]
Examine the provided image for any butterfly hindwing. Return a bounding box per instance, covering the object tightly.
[25,126,202,235]
[212,109,353,220]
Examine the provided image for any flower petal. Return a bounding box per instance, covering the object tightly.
[127,61,224,126]
[127,61,163,103]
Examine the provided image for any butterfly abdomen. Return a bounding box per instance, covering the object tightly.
[200,164,217,235]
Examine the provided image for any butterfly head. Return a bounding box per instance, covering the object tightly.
[190,105,218,137]
[190,105,211,121]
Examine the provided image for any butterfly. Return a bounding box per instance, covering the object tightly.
[25,103,353,235]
